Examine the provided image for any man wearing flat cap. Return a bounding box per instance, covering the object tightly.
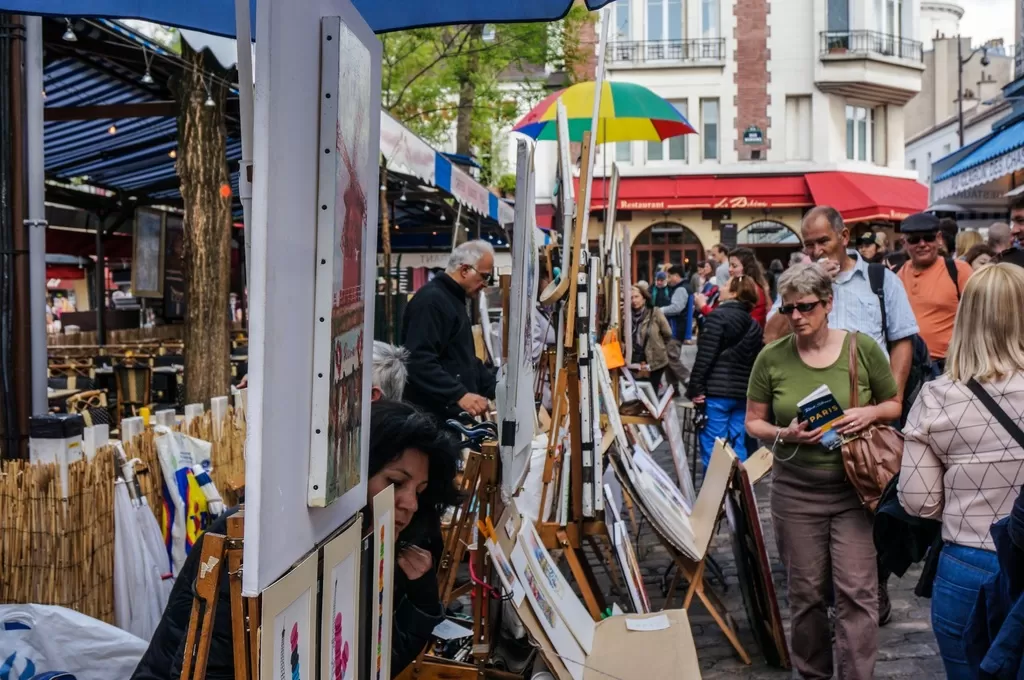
[897,212,973,372]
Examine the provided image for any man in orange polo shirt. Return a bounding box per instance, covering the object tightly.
[897,212,973,371]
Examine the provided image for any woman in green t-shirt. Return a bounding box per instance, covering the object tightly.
[745,262,900,680]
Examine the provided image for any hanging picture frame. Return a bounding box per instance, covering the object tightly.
[321,515,363,680]
[371,485,396,680]
[260,550,318,680]
[131,209,165,298]
[308,14,381,510]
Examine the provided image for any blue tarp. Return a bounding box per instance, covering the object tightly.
[0,0,613,36]
[935,118,1024,182]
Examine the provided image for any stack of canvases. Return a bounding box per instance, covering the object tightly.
[0,452,116,623]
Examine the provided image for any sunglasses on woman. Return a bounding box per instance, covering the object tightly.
[905,232,937,245]
[779,300,824,316]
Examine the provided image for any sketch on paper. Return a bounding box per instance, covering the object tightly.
[372,487,395,680]
[321,519,361,680]
[485,537,525,606]
[260,552,317,680]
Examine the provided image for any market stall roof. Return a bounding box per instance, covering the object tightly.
[932,117,1024,200]
[3,0,613,36]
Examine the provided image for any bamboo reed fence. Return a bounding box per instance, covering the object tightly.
[0,404,246,622]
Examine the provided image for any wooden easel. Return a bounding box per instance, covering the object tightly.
[179,509,260,680]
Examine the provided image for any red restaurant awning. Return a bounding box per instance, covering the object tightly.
[804,172,928,223]
[579,171,927,222]
[582,175,813,211]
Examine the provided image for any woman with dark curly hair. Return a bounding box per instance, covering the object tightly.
[727,247,770,328]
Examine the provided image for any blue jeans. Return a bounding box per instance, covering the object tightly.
[698,397,748,468]
[931,543,999,679]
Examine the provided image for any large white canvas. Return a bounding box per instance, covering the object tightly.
[497,139,538,496]
[260,551,318,680]
[245,0,381,594]
[321,516,362,680]
[371,486,396,680]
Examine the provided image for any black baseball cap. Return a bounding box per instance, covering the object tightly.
[856,232,880,247]
[900,212,940,233]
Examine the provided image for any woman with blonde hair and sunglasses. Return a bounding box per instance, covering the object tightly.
[745,262,901,680]
[899,263,1024,679]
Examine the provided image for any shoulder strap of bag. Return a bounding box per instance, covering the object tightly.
[868,263,889,343]
[966,378,1024,450]
[848,332,860,409]
[945,258,961,301]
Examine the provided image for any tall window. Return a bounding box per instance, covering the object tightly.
[614,0,631,40]
[701,0,720,39]
[845,105,874,162]
[880,0,902,36]
[646,0,683,42]
[616,142,632,163]
[828,0,849,32]
[701,99,719,161]
[648,102,688,162]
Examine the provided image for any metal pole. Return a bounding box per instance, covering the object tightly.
[24,16,45,416]
[234,0,255,314]
[958,35,965,147]
[95,224,106,346]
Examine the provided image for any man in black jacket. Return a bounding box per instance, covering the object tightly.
[402,240,497,420]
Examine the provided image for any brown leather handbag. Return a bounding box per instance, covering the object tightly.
[840,333,904,512]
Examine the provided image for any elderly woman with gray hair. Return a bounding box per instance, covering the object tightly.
[745,263,900,680]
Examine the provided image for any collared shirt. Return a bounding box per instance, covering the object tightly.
[897,256,972,359]
[769,251,919,358]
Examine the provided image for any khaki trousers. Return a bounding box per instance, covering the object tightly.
[771,461,878,680]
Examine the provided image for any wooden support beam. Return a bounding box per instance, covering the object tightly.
[45,101,177,121]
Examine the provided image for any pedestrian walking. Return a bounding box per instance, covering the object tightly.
[726,247,769,328]
[628,285,674,393]
[686,275,762,468]
[653,265,693,389]
[900,263,1024,680]
[746,263,901,680]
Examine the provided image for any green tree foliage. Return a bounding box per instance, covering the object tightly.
[381,9,590,184]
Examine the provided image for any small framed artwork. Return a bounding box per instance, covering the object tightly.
[321,515,362,680]
[260,550,318,680]
[131,209,165,298]
[371,485,395,680]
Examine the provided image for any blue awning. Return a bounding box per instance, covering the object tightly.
[0,0,612,36]
[935,118,1024,182]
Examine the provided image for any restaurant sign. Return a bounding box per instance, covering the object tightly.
[933,146,1024,201]
[617,195,775,211]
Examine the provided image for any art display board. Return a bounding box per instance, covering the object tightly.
[497,139,539,496]
[497,504,703,680]
[604,484,649,614]
[725,456,790,669]
[485,537,525,606]
[131,210,165,298]
[661,404,697,509]
[259,550,318,680]
[321,515,363,680]
[575,255,601,516]
[308,14,376,508]
[371,486,396,680]
[620,223,632,365]
[244,0,381,594]
[602,164,619,261]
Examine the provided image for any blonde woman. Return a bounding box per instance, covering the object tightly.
[899,263,1024,679]
[955,229,983,258]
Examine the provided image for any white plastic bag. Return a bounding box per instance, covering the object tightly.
[0,604,148,680]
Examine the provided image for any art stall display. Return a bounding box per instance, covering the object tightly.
[497,139,539,496]
[725,460,791,669]
[320,516,363,680]
[308,13,376,511]
[372,486,396,680]
[620,223,632,365]
[575,255,600,517]
[604,485,649,614]
[259,551,318,680]
[484,535,525,606]
[131,210,165,298]
[661,405,697,509]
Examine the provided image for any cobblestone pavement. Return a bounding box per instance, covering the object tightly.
[604,405,946,679]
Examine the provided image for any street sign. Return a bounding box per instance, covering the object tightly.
[743,125,764,145]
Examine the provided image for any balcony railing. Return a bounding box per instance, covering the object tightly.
[607,38,726,65]
[819,30,923,62]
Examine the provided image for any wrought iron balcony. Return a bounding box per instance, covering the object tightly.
[607,38,726,65]
[819,30,923,62]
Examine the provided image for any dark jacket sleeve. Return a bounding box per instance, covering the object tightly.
[404,299,468,404]
[391,567,444,678]
[476,359,497,400]
[687,311,725,399]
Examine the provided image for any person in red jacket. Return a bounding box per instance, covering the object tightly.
[712,247,769,328]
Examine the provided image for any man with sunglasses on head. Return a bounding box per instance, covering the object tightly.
[402,240,497,421]
[897,212,973,374]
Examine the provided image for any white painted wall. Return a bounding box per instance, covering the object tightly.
[905,112,996,183]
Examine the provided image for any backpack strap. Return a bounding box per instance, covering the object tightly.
[944,258,961,301]
[868,263,889,344]
[967,378,1024,450]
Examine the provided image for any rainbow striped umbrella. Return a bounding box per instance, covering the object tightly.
[513,81,696,143]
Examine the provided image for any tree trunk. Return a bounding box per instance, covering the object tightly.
[175,43,232,405]
[455,24,484,156]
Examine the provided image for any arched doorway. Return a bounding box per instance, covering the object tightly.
[632,222,703,284]
[738,219,802,270]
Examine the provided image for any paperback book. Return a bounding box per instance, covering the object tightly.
[796,385,845,450]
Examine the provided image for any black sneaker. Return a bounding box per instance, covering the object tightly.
[878,578,892,626]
